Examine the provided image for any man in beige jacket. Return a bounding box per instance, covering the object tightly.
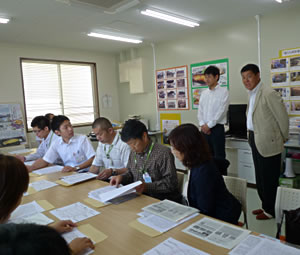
[241,64,289,220]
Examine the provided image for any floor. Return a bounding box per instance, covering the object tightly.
[241,187,278,237]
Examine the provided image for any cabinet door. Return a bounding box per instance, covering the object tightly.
[238,149,256,184]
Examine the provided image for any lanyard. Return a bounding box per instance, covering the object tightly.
[104,134,119,159]
[134,142,154,174]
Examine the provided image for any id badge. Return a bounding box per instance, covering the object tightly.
[143,172,152,183]
[74,151,85,163]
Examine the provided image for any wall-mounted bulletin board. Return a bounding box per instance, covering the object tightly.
[190,58,229,109]
[156,65,190,111]
[271,47,300,116]
[0,103,27,147]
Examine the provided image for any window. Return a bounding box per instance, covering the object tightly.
[20,59,99,129]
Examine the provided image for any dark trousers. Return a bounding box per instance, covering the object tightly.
[203,124,226,159]
[248,131,281,217]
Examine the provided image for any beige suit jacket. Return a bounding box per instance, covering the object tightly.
[247,83,289,157]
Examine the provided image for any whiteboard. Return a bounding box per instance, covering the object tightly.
[0,104,27,147]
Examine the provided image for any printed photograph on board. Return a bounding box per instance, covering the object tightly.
[271,73,289,87]
[290,56,300,71]
[271,58,289,73]
[274,87,290,100]
[291,72,300,85]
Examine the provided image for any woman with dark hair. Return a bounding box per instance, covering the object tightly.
[0,155,94,254]
[168,124,241,224]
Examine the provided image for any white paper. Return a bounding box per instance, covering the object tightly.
[98,181,141,203]
[8,148,32,155]
[138,212,199,233]
[50,202,100,223]
[32,165,64,175]
[183,217,250,250]
[24,161,35,166]
[59,172,97,185]
[143,237,210,255]
[10,201,45,220]
[142,199,199,222]
[63,228,94,255]
[29,179,58,191]
[229,235,300,255]
[9,212,54,225]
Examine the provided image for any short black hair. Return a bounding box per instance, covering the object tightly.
[92,117,113,130]
[204,65,220,80]
[120,119,147,142]
[31,116,50,130]
[51,115,69,132]
[240,64,260,74]
[168,123,212,168]
[0,223,71,255]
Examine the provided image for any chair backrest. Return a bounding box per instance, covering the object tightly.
[176,170,186,194]
[275,186,300,224]
[223,176,247,214]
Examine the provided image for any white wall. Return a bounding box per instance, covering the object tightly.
[0,42,119,147]
[118,7,300,129]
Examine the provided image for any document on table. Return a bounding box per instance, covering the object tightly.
[9,212,54,225]
[24,161,35,166]
[58,172,97,185]
[142,199,199,222]
[63,228,94,255]
[98,181,141,203]
[10,201,45,220]
[32,165,63,175]
[8,148,33,155]
[143,237,210,255]
[182,217,250,250]
[29,179,58,192]
[137,211,199,233]
[229,235,300,255]
[50,202,100,223]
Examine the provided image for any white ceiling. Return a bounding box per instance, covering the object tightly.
[0,0,299,53]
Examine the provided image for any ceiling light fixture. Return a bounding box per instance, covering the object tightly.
[0,18,10,24]
[87,32,142,44]
[275,0,283,2]
[141,9,199,28]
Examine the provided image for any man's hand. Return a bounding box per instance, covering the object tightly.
[201,124,211,135]
[97,168,112,180]
[135,182,146,194]
[52,220,77,233]
[110,175,122,187]
[69,237,94,255]
[15,155,26,162]
[62,165,76,172]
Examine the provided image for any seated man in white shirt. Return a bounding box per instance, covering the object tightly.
[16,116,61,164]
[27,115,95,172]
[89,117,130,180]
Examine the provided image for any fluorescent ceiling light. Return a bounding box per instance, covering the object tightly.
[0,18,10,24]
[141,9,199,28]
[87,32,142,44]
[276,0,283,2]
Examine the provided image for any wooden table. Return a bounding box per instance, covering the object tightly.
[23,171,233,255]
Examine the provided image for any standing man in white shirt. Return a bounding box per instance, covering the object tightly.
[89,117,130,180]
[197,65,229,159]
[16,116,61,164]
[27,115,95,172]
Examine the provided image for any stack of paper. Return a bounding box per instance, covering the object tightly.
[30,179,58,191]
[183,217,251,250]
[57,172,97,186]
[32,165,64,175]
[132,200,199,234]
[9,201,54,225]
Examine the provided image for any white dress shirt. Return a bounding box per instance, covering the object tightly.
[26,131,60,162]
[92,132,130,170]
[197,85,229,128]
[43,134,95,169]
[247,81,262,131]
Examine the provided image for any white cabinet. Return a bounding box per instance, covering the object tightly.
[119,58,145,94]
[238,149,256,184]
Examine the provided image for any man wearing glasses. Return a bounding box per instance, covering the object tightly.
[16,116,61,164]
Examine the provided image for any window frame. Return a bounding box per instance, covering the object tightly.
[20,58,100,132]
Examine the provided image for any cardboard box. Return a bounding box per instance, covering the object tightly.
[279,175,300,189]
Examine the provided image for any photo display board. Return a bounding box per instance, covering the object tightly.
[156,65,190,111]
[190,58,229,110]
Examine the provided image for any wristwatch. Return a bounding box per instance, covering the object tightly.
[75,166,80,171]
[111,169,117,176]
